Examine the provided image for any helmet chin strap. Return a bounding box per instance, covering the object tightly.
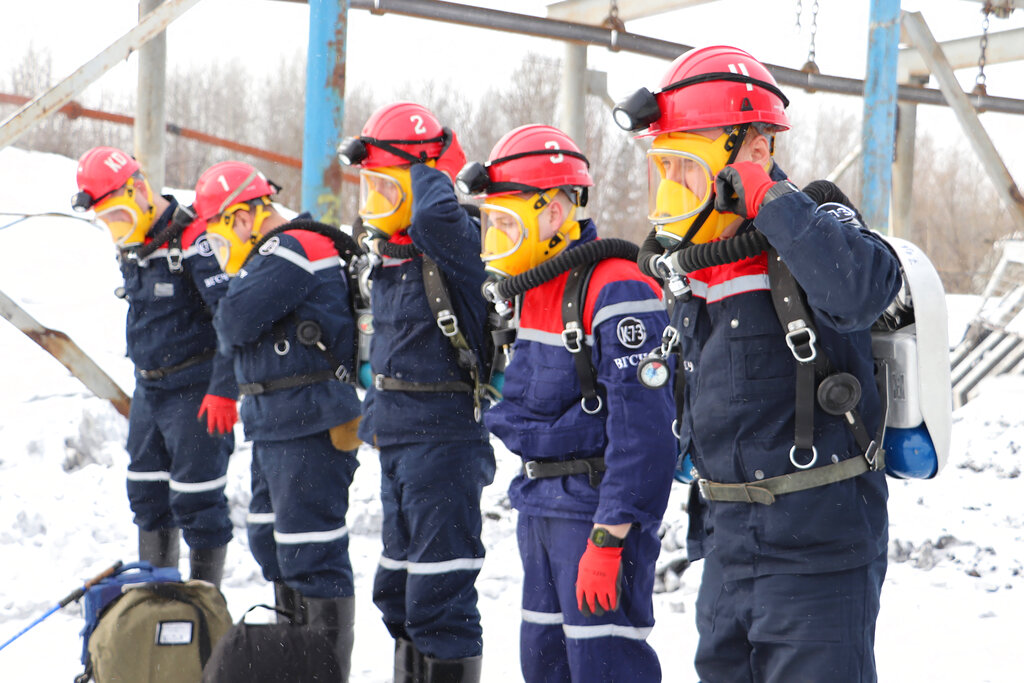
[668,123,751,252]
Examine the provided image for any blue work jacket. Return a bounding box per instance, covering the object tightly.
[120,196,236,397]
[679,165,902,580]
[212,220,361,442]
[358,164,490,447]
[485,223,677,529]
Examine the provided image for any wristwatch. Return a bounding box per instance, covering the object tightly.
[763,179,800,205]
[590,527,625,548]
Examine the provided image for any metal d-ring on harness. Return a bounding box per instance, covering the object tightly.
[121,202,196,273]
[561,262,603,415]
[659,180,889,505]
[236,220,365,397]
[238,313,354,396]
[695,252,889,506]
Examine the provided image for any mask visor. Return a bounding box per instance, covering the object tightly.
[358,170,406,221]
[647,149,714,227]
[480,204,525,265]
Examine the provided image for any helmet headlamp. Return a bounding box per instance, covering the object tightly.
[456,149,591,202]
[613,88,661,133]
[338,129,453,168]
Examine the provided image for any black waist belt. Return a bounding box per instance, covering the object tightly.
[523,456,606,488]
[373,374,473,393]
[239,369,338,396]
[137,349,216,380]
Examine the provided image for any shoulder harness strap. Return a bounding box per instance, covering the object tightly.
[561,261,602,415]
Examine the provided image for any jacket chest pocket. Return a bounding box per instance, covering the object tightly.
[724,305,795,399]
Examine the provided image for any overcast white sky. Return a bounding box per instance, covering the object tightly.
[4,0,1024,177]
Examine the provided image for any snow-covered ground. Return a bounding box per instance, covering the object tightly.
[0,146,1021,682]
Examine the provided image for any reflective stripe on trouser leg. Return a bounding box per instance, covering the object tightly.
[247,444,282,583]
[518,514,662,683]
[256,431,359,598]
[695,550,887,683]
[126,384,232,549]
[373,440,496,660]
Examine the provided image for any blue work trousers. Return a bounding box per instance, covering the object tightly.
[694,550,887,683]
[246,431,359,598]
[125,383,233,550]
[372,439,495,660]
[518,514,662,683]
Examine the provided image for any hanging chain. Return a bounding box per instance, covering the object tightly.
[795,0,802,31]
[975,7,991,91]
[603,0,625,31]
[807,0,820,66]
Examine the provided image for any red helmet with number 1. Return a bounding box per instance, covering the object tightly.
[194,161,276,274]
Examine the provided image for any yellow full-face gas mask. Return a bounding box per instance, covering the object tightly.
[479,190,580,279]
[93,175,157,247]
[648,131,740,246]
[204,198,273,275]
[357,162,435,238]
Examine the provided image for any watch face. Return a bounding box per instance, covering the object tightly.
[590,527,623,548]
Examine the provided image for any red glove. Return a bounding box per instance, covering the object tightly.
[714,161,776,219]
[576,540,623,617]
[197,395,237,435]
[434,129,467,184]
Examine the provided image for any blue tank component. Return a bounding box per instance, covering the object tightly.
[358,362,373,391]
[674,453,697,484]
[883,426,938,479]
[489,371,505,399]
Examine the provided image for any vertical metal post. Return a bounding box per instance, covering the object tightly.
[302,0,348,223]
[891,79,921,242]
[560,43,587,151]
[860,0,901,233]
[136,0,167,192]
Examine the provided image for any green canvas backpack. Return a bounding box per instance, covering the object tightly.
[82,580,232,683]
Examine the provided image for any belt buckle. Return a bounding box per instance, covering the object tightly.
[374,374,385,391]
[697,478,711,499]
[523,461,539,479]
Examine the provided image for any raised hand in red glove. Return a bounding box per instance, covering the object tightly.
[714,161,777,219]
[576,540,623,617]
[197,395,237,435]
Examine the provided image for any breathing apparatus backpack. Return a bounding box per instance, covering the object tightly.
[647,180,951,482]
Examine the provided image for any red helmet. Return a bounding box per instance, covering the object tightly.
[75,146,139,202]
[193,161,276,222]
[457,125,592,198]
[345,102,450,169]
[615,45,790,136]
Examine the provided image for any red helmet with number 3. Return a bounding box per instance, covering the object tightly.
[458,124,593,278]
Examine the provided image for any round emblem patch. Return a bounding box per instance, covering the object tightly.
[616,316,647,349]
[258,236,281,256]
[196,235,214,258]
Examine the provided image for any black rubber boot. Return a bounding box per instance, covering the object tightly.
[138,527,180,568]
[305,596,356,683]
[422,655,482,683]
[394,637,425,683]
[188,544,227,588]
[273,581,306,625]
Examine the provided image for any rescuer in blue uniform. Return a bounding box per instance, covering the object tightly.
[457,124,677,683]
[195,161,362,682]
[339,102,495,683]
[73,147,235,588]
[614,46,902,682]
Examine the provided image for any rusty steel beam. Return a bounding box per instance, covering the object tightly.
[0,288,131,418]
